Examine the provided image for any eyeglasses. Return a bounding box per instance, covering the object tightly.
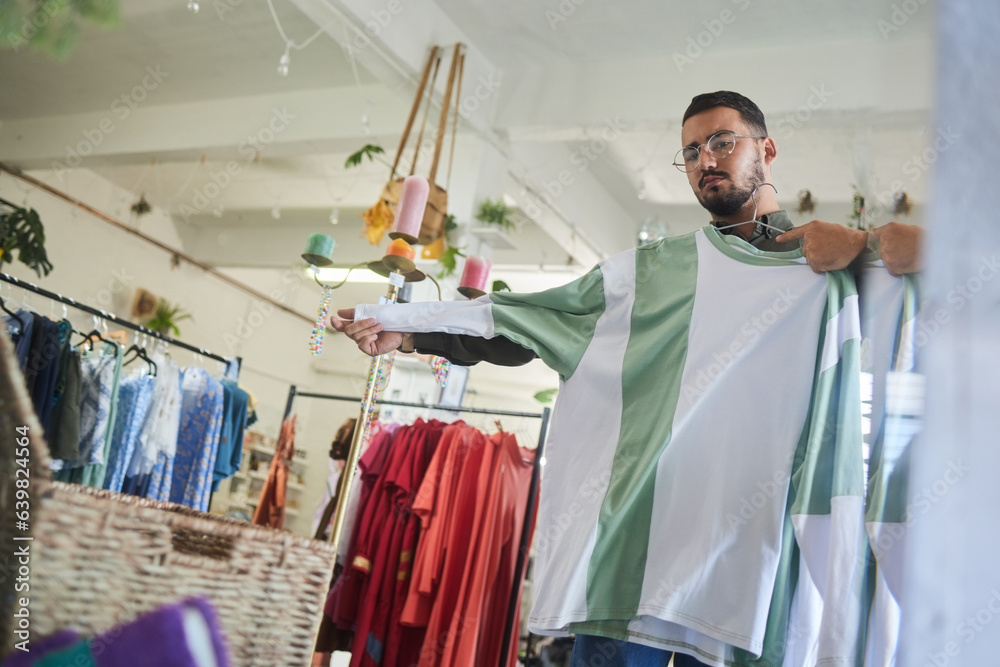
[672,131,766,173]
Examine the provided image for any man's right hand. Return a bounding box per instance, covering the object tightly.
[330,308,407,357]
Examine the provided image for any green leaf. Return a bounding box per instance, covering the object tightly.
[534,388,558,404]
[475,198,517,232]
[437,246,466,279]
[344,144,385,169]
[491,280,511,293]
[0,205,54,277]
[145,298,193,337]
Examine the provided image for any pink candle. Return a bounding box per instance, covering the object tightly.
[460,256,492,291]
[392,175,429,240]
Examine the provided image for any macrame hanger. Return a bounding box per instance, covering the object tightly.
[712,183,788,237]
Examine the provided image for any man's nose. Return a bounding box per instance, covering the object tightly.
[698,145,718,171]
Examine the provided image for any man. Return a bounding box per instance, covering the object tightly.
[332,92,920,666]
[334,91,921,363]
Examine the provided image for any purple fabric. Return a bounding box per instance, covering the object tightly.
[1,598,230,667]
[92,597,230,667]
[1,630,80,667]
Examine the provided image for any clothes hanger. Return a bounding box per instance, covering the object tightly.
[123,332,158,377]
[76,315,114,352]
[0,294,26,333]
[711,183,789,237]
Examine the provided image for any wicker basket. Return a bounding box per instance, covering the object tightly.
[0,329,336,666]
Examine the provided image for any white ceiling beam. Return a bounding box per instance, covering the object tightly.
[0,83,406,169]
[494,38,934,132]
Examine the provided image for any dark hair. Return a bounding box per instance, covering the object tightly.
[682,91,768,136]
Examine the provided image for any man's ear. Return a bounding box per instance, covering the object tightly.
[762,136,777,167]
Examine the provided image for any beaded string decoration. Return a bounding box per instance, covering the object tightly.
[431,355,451,387]
[309,285,333,355]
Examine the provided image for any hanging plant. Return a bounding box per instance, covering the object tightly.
[475,198,517,233]
[344,144,385,169]
[0,0,120,58]
[0,202,53,277]
[145,298,193,337]
[130,194,152,217]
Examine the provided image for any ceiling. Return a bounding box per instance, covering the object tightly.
[0,0,938,277]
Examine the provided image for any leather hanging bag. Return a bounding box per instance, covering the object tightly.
[366,43,465,245]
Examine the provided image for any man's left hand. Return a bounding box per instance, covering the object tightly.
[776,220,868,273]
[872,221,923,276]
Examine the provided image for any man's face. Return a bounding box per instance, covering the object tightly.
[680,106,767,218]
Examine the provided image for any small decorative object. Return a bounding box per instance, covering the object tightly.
[362,200,394,245]
[431,356,451,387]
[383,238,417,273]
[130,194,152,217]
[0,201,53,277]
[893,191,912,216]
[475,198,517,232]
[302,233,336,267]
[636,217,668,246]
[492,279,511,293]
[302,234,336,355]
[458,256,491,299]
[848,186,866,230]
[131,288,159,320]
[421,235,446,260]
[344,144,385,169]
[309,286,332,356]
[797,189,816,215]
[389,176,430,244]
[145,299,192,337]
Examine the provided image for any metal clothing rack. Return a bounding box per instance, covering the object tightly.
[284,385,551,667]
[0,271,233,365]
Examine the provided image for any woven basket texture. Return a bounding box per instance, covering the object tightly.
[0,328,336,666]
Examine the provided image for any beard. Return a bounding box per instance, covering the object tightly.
[696,159,767,219]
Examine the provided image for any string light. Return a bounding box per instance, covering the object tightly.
[277,45,291,77]
[271,204,281,219]
[329,207,339,225]
[186,0,199,13]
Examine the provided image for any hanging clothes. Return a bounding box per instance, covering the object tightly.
[326,422,400,628]
[64,341,125,488]
[122,354,183,497]
[24,315,66,437]
[348,419,444,667]
[210,380,250,492]
[4,307,34,372]
[102,373,156,493]
[169,366,225,512]
[48,345,82,466]
[440,432,535,667]
[318,422,398,655]
[252,415,296,530]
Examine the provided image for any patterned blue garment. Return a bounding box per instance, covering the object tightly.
[147,450,174,502]
[169,367,224,511]
[102,374,155,493]
[77,354,117,466]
